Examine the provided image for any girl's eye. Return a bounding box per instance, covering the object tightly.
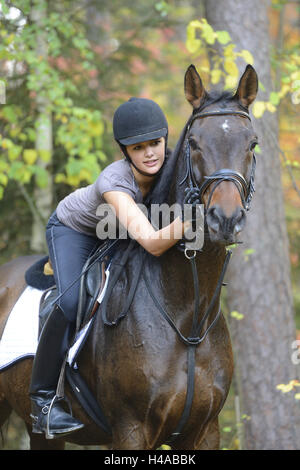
[151,139,161,146]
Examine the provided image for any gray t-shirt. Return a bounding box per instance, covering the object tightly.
[56,159,143,235]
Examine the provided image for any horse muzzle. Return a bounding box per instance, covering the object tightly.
[206,205,246,245]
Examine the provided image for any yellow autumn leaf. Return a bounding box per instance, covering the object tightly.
[278,84,290,99]
[186,37,202,54]
[230,310,244,320]
[276,380,300,393]
[265,102,277,113]
[295,394,300,400]
[225,74,238,89]
[239,49,254,65]
[186,21,202,54]
[39,149,51,162]
[291,70,300,81]
[224,44,236,58]
[211,68,222,85]
[23,149,38,165]
[55,173,66,184]
[224,59,239,77]
[276,383,293,393]
[78,168,92,182]
[89,120,104,137]
[252,101,266,118]
[201,22,216,45]
[66,175,80,186]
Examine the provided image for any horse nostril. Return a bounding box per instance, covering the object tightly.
[206,207,221,233]
[234,209,246,235]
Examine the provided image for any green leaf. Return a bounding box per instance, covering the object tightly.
[8,145,22,161]
[0,173,8,185]
[223,427,232,433]
[269,91,280,106]
[33,166,49,188]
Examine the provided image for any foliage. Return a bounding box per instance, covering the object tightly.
[186,18,254,89]
[185,16,300,119]
[0,0,107,198]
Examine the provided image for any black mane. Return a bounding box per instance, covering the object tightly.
[195,89,248,114]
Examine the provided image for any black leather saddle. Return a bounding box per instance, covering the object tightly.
[25,254,104,335]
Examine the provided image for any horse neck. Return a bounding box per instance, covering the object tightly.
[163,138,227,329]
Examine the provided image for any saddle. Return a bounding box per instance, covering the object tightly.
[25,254,106,334]
[24,247,113,435]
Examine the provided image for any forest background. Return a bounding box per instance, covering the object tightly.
[0,0,299,450]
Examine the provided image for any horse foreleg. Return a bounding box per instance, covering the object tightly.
[171,418,220,450]
[0,397,12,430]
[25,424,65,450]
[196,418,220,450]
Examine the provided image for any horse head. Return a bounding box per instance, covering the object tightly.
[183,64,258,245]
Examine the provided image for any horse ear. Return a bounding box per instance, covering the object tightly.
[234,64,258,108]
[184,64,207,109]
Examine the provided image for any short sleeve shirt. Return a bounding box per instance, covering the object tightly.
[56,159,143,235]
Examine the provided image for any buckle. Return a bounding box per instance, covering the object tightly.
[41,405,49,415]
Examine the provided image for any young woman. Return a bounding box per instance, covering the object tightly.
[29,97,190,439]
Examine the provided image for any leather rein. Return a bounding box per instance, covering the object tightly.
[144,109,257,444]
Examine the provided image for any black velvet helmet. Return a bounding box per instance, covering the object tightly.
[113,97,168,146]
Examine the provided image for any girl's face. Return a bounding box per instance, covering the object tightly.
[126,138,165,176]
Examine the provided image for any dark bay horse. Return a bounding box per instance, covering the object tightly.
[0,64,258,450]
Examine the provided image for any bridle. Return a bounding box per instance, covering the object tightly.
[180,109,256,213]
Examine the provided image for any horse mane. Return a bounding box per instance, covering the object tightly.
[195,89,248,114]
[145,120,192,207]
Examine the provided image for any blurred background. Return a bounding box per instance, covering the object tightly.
[0,0,299,450]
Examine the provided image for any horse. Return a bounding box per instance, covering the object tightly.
[0,63,258,450]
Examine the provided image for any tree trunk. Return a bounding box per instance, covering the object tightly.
[204,0,300,450]
[30,0,53,253]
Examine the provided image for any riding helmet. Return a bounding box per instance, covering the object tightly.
[113,97,168,146]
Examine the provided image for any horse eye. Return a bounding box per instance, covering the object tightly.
[189,138,201,151]
[249,141,258,152]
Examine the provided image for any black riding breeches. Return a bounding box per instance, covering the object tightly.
[46,211,101,323]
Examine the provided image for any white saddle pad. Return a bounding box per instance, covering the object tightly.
[0,268,110,371]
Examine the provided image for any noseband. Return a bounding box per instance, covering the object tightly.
[180,110,256,212]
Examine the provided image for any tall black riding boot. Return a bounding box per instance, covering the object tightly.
[29,304,84,439]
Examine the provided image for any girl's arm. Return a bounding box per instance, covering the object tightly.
[103,191,189,257]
